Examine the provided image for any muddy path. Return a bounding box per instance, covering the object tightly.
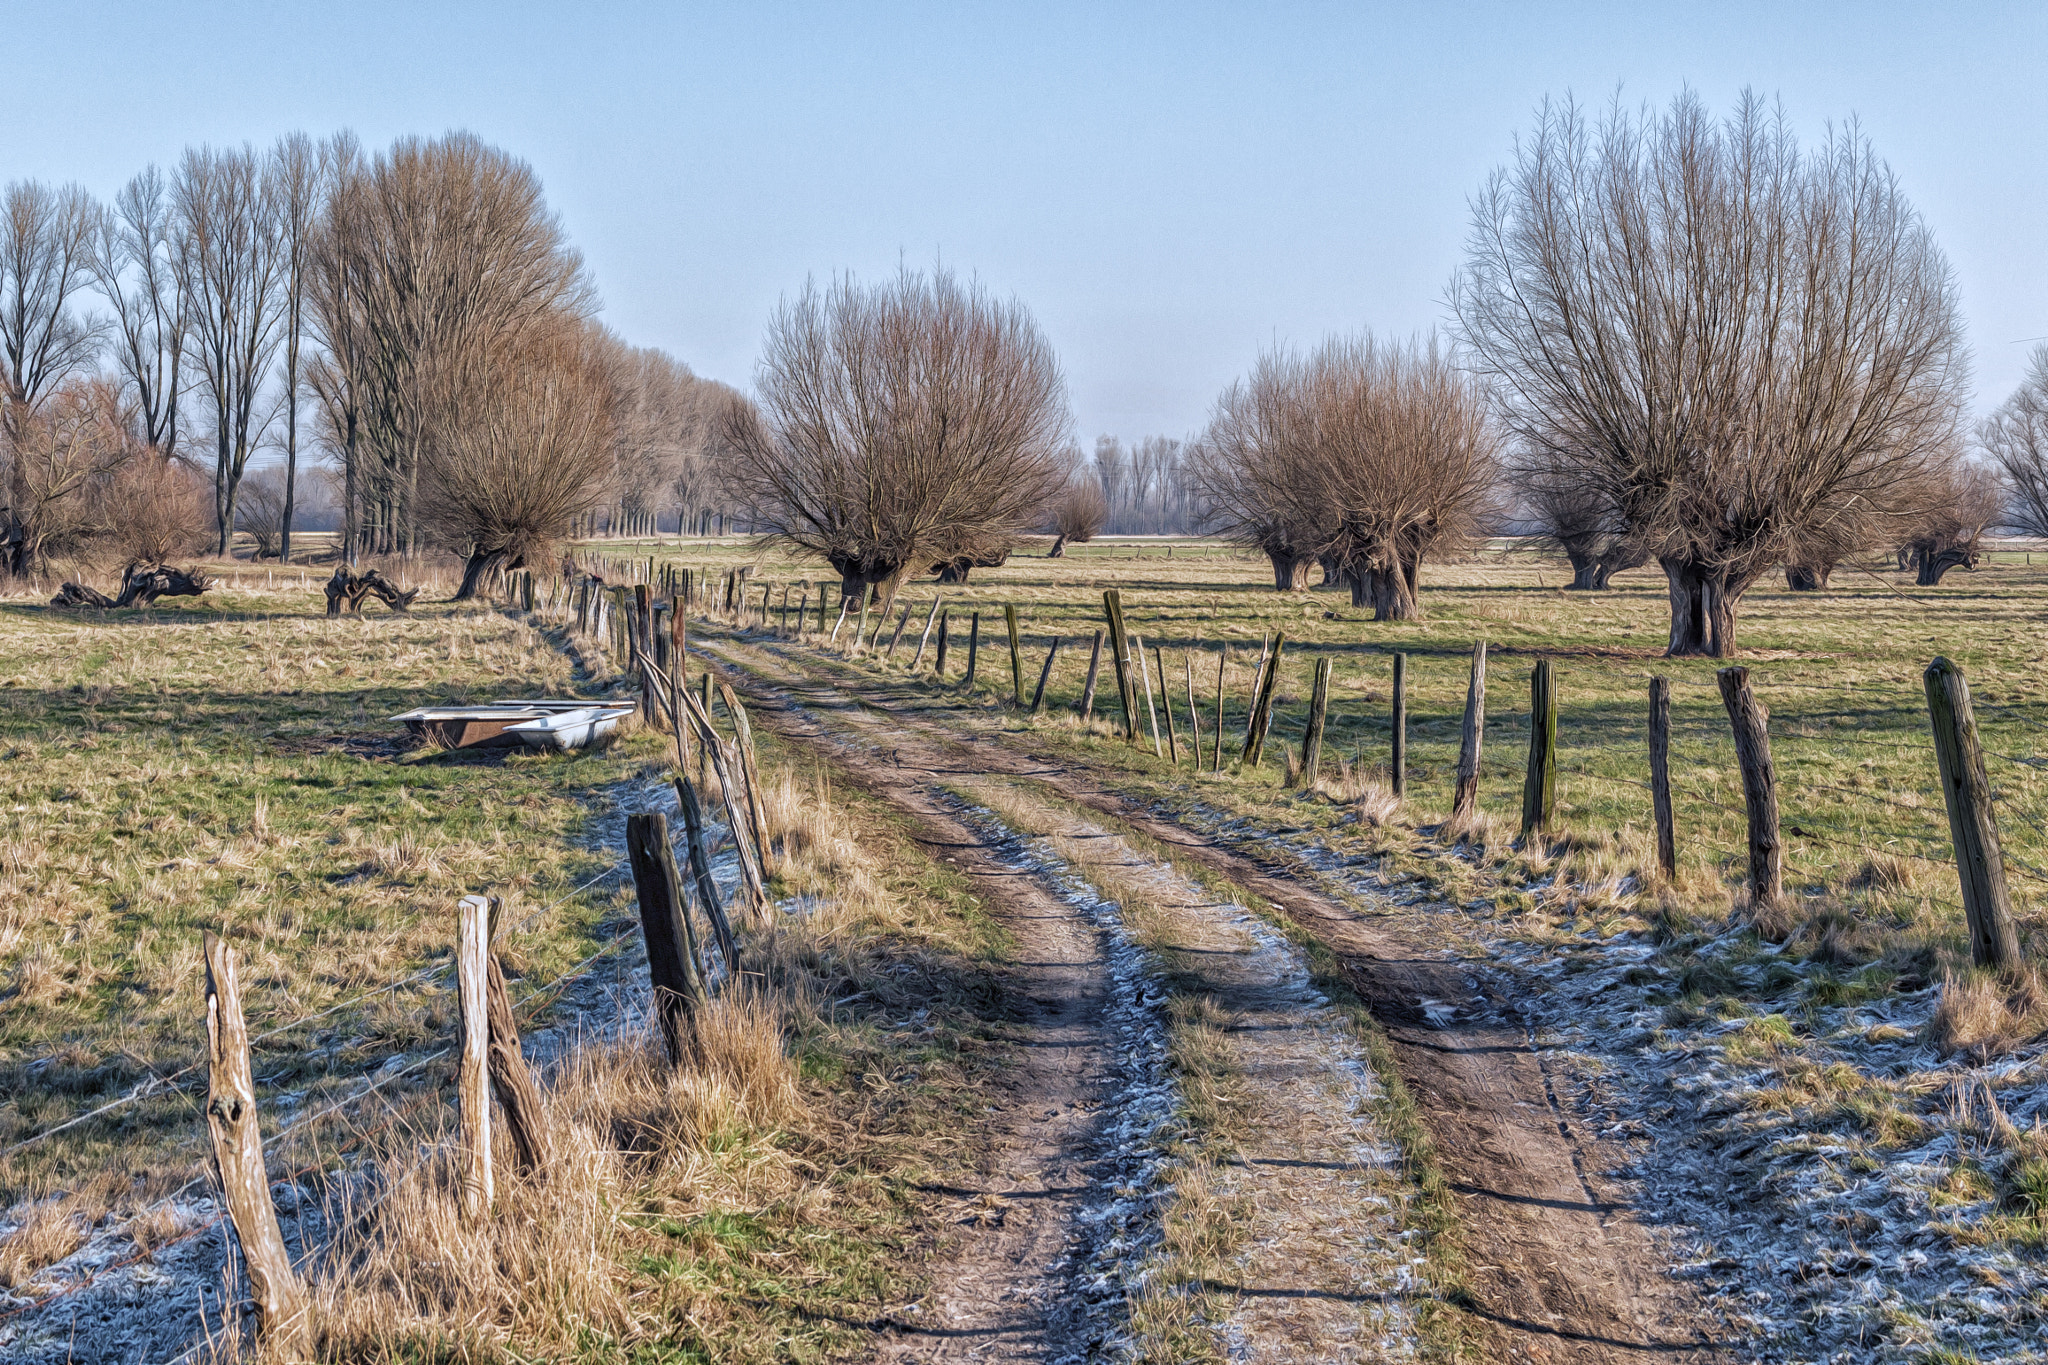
[702,636,1730,1364]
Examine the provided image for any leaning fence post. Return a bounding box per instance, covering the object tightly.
[1184,652,1204,771]
[1004,604,1026,705]
[717,680,775,877]
[935,611,950,676]
[1452,641,1488,821]
[1925,656,2022,967]
[626,812,709,1065]
[455,895,494,1220]
[1102,590,1138,740]
[1716,666,1784,917]
[911,597,943,670]
[886,602,914,659]
[201,932,308,1352]
[1031,637,1063,714]
[1135,631,1163,756]
[481,898,553,1176]
[1244,634,1285,767]
[1391,653,1407,799]
[1079,629,1104,720]
[1301,654,1332,787]
[1520,658,1557,838]
[675,776,739,969]
[965,612,981,689]
[1648,677,1676,879]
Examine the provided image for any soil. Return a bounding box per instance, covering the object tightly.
[703,635,1732,1364]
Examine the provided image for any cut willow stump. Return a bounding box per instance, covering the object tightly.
[1300,654,1332,787]
[202,932,308,1352]
[1649,677,1676,878]
[480,898,553,1176]
[1925,656,2022,968]
[1452,641,1488,821]
[1391,653,1408,799]
[626,812,710,1065]
[455,896,494,1220]
[1716,666,1784,917]
[1079,629,1105,720]
[1520,658,1557,838]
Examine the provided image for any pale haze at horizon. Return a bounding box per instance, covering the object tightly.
[4,1,2043,450]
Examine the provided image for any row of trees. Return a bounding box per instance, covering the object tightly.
[2,132,740,591]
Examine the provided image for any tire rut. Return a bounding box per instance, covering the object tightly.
[702,638,1732,1364]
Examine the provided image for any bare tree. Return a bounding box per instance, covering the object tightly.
[723,267,1071,617]
[174,145,287,556]
[1046,471,1107,555]
[1188,368,1333,591]
[1985,345,2048,537]
[1,180,101,576]
[98,452,210,566]
[269,133,323,563]
[88,167,186,465]
[419,321,616,598]
[5,377,141,568]
[1902,461,2003,585]
[235,465,290,559]
[1455,92,1968,655]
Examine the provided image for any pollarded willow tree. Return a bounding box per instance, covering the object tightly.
[1192,334,1497,617]
[1454,91,1969,656]
[1985,345,2048,536]
[723,267,1072,617]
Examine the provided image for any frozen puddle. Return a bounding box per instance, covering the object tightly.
[946,793,1421,1362]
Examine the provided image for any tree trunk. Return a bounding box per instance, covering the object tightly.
[1047,534,1066,558]
[1661,558,1738,657]
[1370,563,1421,621]
[1917,546,1975,585]
[1565,546,1601,590]
[1784,562,1831,591]
[455,547,508,601]
[1267,550,1308,591]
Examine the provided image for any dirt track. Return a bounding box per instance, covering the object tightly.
[704,635,1730,1363]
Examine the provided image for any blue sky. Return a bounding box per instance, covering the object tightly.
[4,2,2043,441]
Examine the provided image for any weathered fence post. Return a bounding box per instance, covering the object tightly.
[935,611,950,676]
[717,680,775,876]
[1239,634,1271,758]
[817,584,830,634]
[455,895,494,1220]
[1031,637,1063,714]
[911,597,943,670]
[674,776,739,969]
[1301,654,1332,787]
[1520,659,1557,838]
[886,602,914,659]
[626,813,709,1065]
[1924,656,2022,967]
[1391,653,1407,799]
[1079,629,1104,720]
[1452,641,1488,822]
[964,613,980,688]
[1648,676,1676,878]
[1715,666,1784,916]
[480,899,553,1176]
[1244,634,1285,767]
[1004,604,1025,705]
[201,932,308,1352]
[1184,652,1205,771]
[1135,631,1163,756]
[1212,645,1228,773]
[1102,590,1138,740]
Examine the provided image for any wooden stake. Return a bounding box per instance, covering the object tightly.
[1391,653,1407,799]
[1213,645,1228,773]
[1184,652,1204,770]
[1157,645,1179,764]
[1452,641,1488,821]
[886,601,914,658]
[1520,658,1557,838]
[1031,637,1063,714]
[965,612,980,688]
[1004,603,1026,704]
[674,776,738,969]
[481,899,553,1176]
[1240,634,1271,759]
[717,680,775,876]
[1924,656,2021,967]
[626,813,708,1065]
[455,896,494,1219]
[201,932,308,1352]
[1135,631,1162,756]
[1244,634,1285,767]
[1301,654,1332,787]
[1102,590,1138,740]
[935,610,950,676]
[1716,666,1784,916]
[1648,677,1675,878]
[911,597,943,669]
[1079,629,1104,719]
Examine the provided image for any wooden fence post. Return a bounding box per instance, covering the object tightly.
[1924,656,2022,967]
[626,813,709,1066]
[965,613,980,688]
[1244,634,1285,767]
[1004,604,1025,704]
[1451,641,1489,821]
[480,899,553,1177]
[1213,645,1228,773]
[1135,631,1162,756]
[935,611,950,676]
[455,895,494,1220]
[886,602,914,658]
[717,681,775,876]
[1391,653,1407,799]
[1520,658,1557,838]
[1184,652,1204,771]
[852,587,871,654]
[1031,637,1063,714]
[1648,677,1676,878]
[1102,590,1138,740]
[1715,666,1784,915]
[1301,654,1332,787]
[201,932,308,1352]
[911,597,943,670]
[1240,634,1271,758]
[1157,645,1180,764]
[1079,629,1104,720]
[674,776,739,969]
